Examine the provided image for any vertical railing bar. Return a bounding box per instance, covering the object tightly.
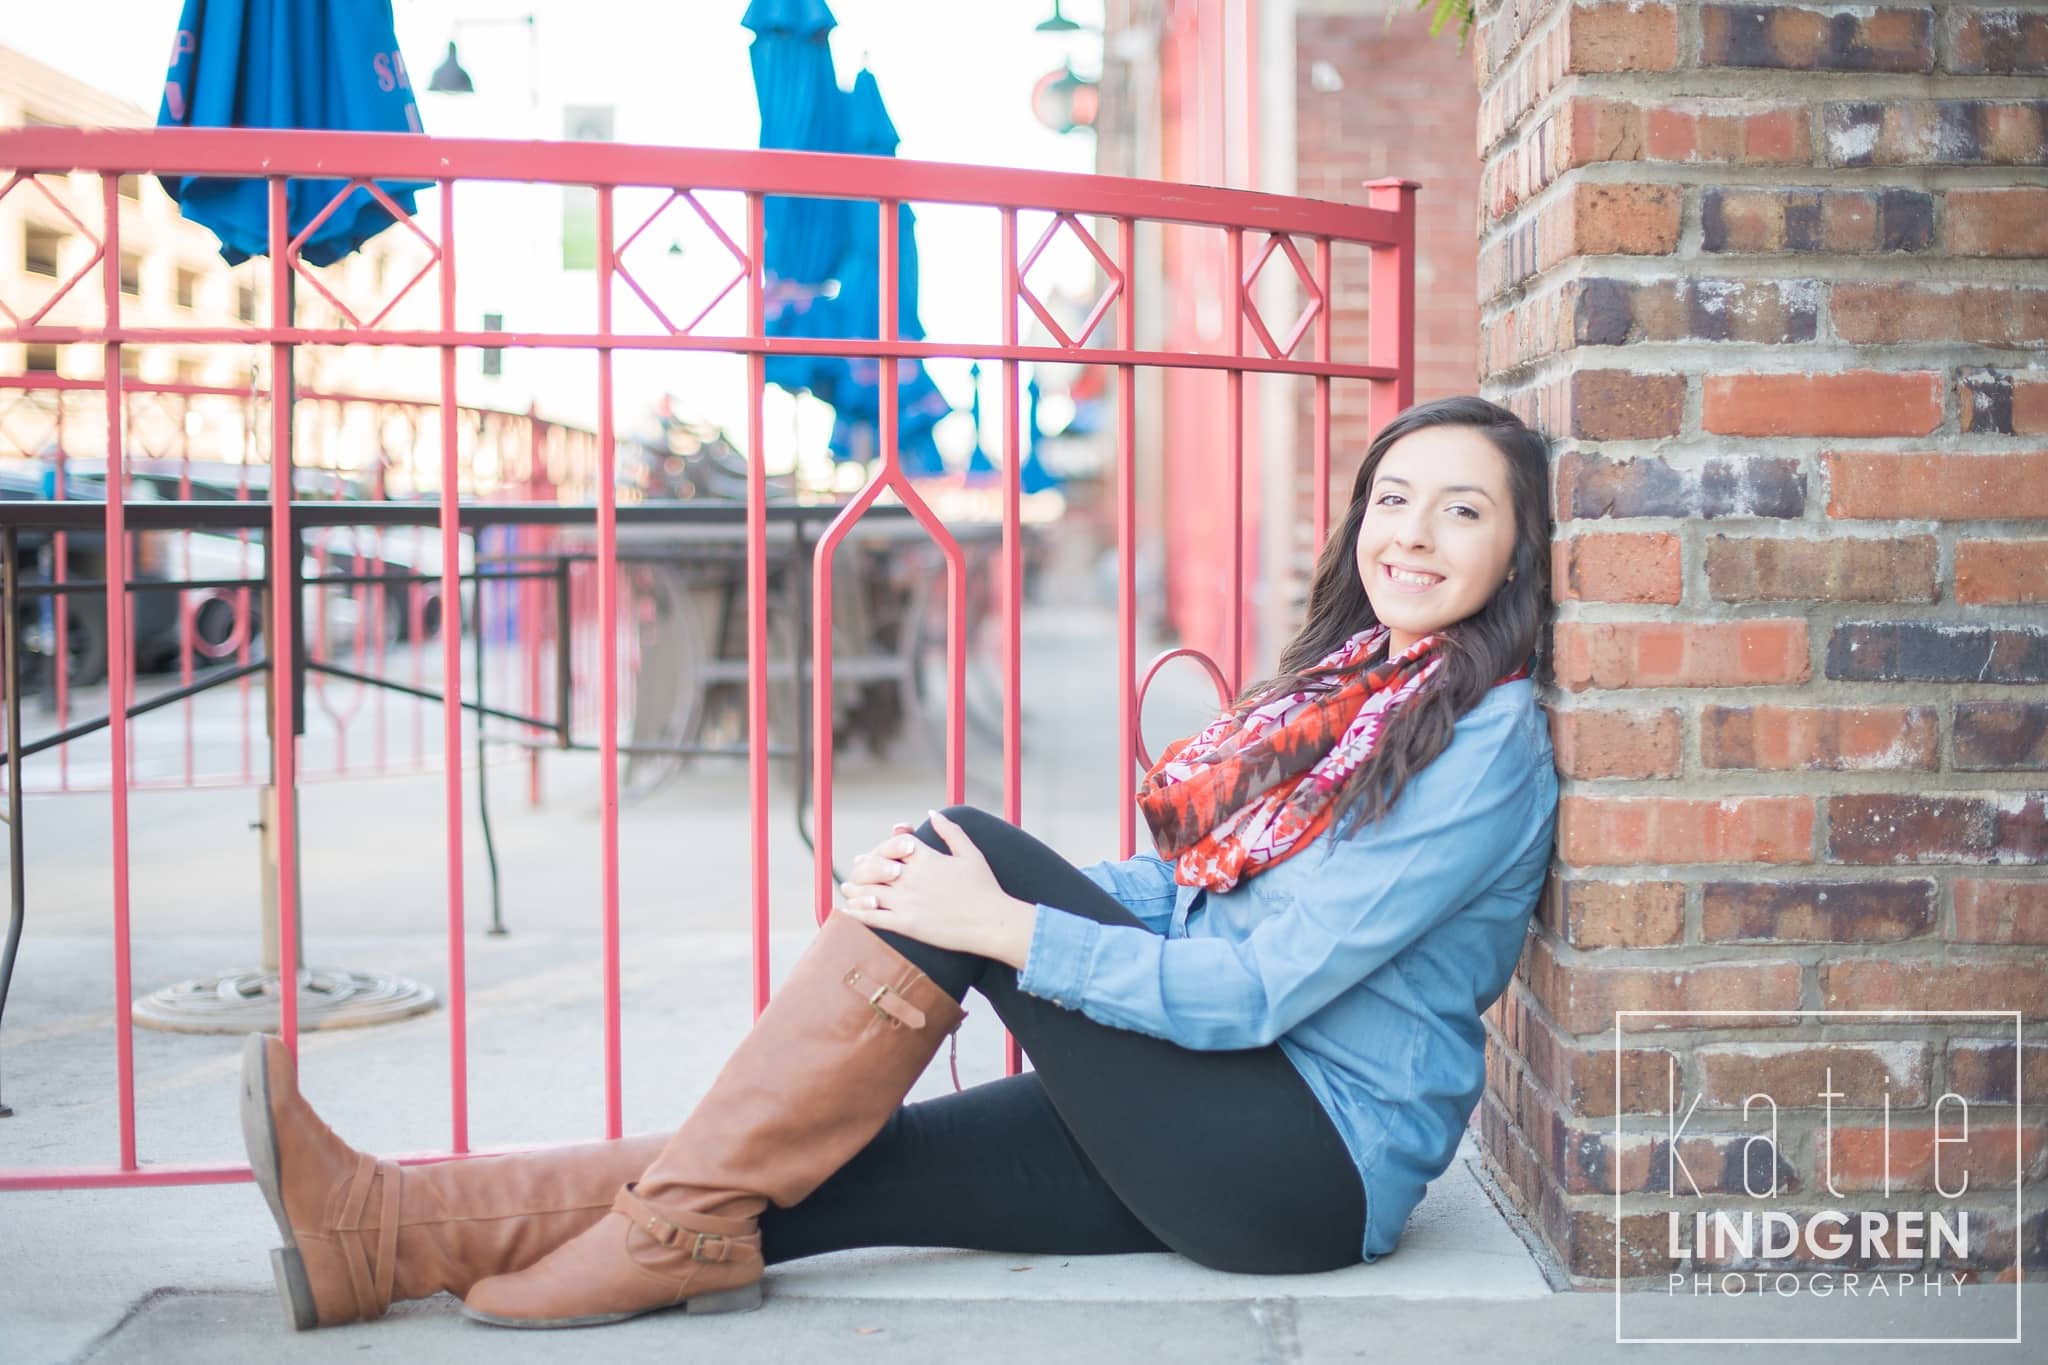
[807,197,944,924]
[1365,179,1419,440]
[1116,216,1137,865]
[236,417,252,786]
[1313,236,1332,552]
[436,176,470,1155]
[812,493,833,921]
[121,388,138,796]
[875,197,958,805]
[909,213,962,806]
[265,177,299,1063]
[553,556,572,748]
[311,540,332,771]
[342,453,364,776]
[179,438,194,787]
[411,516,425,767]
[1226,224,1245,695]
[54,399,70,791]
[524,407,544,809]
[372,463,389,779]
[1,528,23,1118]
[745,191,771,1018]
[596,184,623,1141]
[1000,205,1023,1078]
[999,209,1023,829]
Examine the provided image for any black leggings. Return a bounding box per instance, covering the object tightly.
[757,806,1366,1275]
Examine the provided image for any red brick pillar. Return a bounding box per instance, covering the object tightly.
[1471,0,2046,1283]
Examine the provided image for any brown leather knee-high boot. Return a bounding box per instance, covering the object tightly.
[240,1034,667,1329]
[462,912,965,1329]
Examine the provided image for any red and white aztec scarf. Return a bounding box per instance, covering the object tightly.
[1135,624,1527,893]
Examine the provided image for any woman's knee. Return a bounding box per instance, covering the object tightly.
[930,805,1041,868]
[932,804,1004,843]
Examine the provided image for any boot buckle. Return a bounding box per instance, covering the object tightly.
[634,1210,723,1261]
[843,969,927,1030]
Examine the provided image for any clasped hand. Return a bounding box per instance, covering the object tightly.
[837,810,1036,969]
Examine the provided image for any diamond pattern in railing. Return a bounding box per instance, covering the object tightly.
[0,172,106,330]
[1017,211,1123,350]
[287,179,441,331]
[1240,232,1322,360]
[613,189,750,337]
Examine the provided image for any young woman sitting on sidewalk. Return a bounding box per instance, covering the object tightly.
[239,393,1559,1330]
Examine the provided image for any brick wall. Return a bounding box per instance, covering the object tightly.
[1472,0,2046,1283]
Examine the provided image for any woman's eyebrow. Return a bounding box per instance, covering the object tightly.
[1375,475,1497,505]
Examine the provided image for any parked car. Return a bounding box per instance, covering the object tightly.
[2,464,470,687]
[1,467,183,686]
[116,469,475,657]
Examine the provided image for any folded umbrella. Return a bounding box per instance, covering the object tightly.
[157,0,429,266]
[745,0,856,399]
[809,69,950,474]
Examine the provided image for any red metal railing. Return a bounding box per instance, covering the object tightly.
[0,125,1413,1190]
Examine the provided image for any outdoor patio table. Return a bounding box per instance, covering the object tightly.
[0,496,1002,1055]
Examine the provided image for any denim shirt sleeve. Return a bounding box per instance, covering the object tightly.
[1017,696,1536,1050]
[1073,852,1179,934]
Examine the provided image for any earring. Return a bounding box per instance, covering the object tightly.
[1507,570,1517,582]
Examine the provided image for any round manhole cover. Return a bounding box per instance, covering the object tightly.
[132,967,437,1034]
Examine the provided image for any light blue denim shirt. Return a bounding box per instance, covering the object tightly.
[1017,677,1558,1263]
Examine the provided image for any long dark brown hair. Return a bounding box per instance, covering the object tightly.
[1225,395,1553,842]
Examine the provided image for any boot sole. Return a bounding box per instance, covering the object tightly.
[239,1034,320,1332]
[461,1281,764,1329]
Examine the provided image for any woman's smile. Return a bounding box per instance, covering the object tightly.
[1380,562,1445,593]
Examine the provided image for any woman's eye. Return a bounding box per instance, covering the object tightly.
[1375,493,1403,506]
[1452,506,1479,519]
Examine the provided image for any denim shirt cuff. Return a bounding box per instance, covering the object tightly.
[1017,904,1099,1009]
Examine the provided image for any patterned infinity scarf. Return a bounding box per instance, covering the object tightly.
[1136,624,1528,893]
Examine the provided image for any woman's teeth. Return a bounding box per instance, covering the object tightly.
[1386,565,1441,588]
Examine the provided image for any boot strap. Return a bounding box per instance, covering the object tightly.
[334,1153,402,1319]
[842,967,928,1030]
[612,1185,756,1264]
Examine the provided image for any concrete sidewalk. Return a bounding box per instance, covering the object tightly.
[2,603,2034,1362]
[65,1283,2046,1365]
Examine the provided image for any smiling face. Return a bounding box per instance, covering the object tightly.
[1353,425,1519,656]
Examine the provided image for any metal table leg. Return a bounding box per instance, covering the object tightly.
[1,529,25,1116]
[474,575,505,935]
[794,521,815,859]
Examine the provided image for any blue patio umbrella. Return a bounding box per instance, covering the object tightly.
[813,70,950,475]
[1020,377,1059,492]
[156,0,429,266]
[966,362,993,474]
[745,0,856,399]
[745,0,853,287]
[965,366,1061,493]
[803,71,921,343]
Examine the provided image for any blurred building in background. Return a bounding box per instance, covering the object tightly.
[1094,0,1478,673]
[0,45,439,479]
